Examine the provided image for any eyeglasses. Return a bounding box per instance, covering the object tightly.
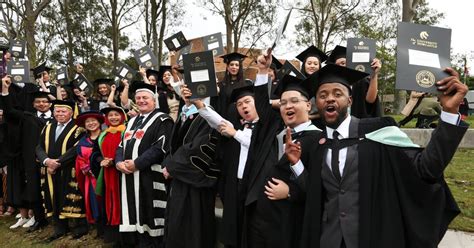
[279,97,308,107]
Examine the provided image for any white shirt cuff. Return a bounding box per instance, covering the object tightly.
[42,158,49,165]
[1,92,8,96]
[254,74,269,86]
[440,111,460,125]
[290,159,304,177]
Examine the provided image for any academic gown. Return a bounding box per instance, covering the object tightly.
[350,77,382,118]
[300,117,468,248]
[219,81,282,247]
[255,128,323,248]
[0,94,51,205]
[0,95,23,207]
[35,120,86,218]
[163,113,220,248]
[115,109,174,238]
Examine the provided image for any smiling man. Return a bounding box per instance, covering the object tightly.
[292,64,469,248]
[115,83,174,247]
[35,100,87,240]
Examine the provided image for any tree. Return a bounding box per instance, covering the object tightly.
[202,0,276,52]
[294,0,362,51]
[38,0,112,80]
[98,0,142,65]
[0,0,51,65]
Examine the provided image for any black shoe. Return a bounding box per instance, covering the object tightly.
[47,232,66,242]
[27,219,49,233]
[72,231,87,239]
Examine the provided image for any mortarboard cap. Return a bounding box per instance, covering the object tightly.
[271,55,283,71]
[146,68,160,79]
[230,84,255,103]
[51,100,75,111]
[32,62,52,79]
[327,45,347,64]
[308,63,369,95]
[31,91,50,101]
[296,45,328,63]
[274,74,312,99]
[93,78,114,86]
[130,81,157,96]
[220,52,247,64]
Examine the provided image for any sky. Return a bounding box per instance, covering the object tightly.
[124,0,473,71]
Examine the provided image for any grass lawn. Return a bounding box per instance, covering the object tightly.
[389,114,474,128]
[445,149,474,232]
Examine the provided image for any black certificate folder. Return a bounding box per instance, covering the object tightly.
[346,38,376,73]
[7,61,30,83]
[183,50,217,98]
[396,22,451,94]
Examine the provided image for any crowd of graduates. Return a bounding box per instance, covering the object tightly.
[0,39,469,248]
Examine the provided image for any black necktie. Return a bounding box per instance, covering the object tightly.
[242,121,256,130]
[331,131,342,181]
[132,115,144,130]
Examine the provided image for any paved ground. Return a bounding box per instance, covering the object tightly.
[439,230,474,248]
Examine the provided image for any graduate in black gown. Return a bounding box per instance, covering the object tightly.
[1,80,52,232]
[163,85,220,248]
[248,73,323,248]
[295,64,468,248]
[190,52,282,247]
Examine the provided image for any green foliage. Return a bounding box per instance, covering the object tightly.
[39,0,112,80]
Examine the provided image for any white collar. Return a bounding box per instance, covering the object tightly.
[292,120,313,133]
[37,110,52,118]
[326,115,351,139]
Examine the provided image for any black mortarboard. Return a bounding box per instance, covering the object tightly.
[308,63,369,95]
[276,61,306,81]
[296,45,328,63]
[31,91,50,101]
[274,74,312,99]
[220,52,247,64]
[230,84,255,103]
[146,69,160,79]
[51,100,75,110]
[327,45,347,64]
[32,62,52,79]
[130,81,157,96]
[271,55,283,71]
[93,78,114,86]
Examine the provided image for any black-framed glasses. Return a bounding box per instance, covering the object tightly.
[279,97,308,107]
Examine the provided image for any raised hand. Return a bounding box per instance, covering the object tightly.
[436,67,469,114]
[284,127,301,165]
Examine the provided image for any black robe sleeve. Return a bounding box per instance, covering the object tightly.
[164,116,219,188]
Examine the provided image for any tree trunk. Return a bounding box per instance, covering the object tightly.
[24,0,37,65]
[63,0,74,67]
[145,0,150,45]
[395,0,420,113]
[111,0,119,65]
[157,0,166,67]
[224,0,233,52]
[151,0,159,57]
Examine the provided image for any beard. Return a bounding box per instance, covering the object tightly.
[321,106,349,129]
